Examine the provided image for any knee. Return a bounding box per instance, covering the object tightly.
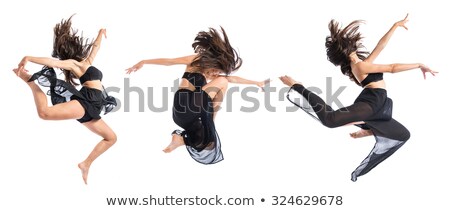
[106,133,117,145]
[322,121,339,128]
[37,108,51,120]
[400,129,410,142]
[322,115,339,128]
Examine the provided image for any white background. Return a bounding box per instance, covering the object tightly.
[0,0,448,210]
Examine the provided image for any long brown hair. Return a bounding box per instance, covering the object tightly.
[325,20,369,86]
[52,15,93,85]
[190,27,242,75]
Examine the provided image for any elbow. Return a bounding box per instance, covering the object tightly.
[388,64,396,73]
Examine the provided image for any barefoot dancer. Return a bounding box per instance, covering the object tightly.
[127,27,268,164]
[14,15,117,184]
[280,14,437,181]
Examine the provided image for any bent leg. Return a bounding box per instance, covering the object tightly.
[78,119,117,184]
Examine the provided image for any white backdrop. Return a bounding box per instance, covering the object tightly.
[0,0,448,210]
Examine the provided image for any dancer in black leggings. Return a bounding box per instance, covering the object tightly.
[280,14,437,181]
[126,27,268,164]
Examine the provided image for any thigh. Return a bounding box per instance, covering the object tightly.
[82,119,116,140]
[329,102,374,126]
[45,100,85,120]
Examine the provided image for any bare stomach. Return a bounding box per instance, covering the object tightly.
[364,80,386,89]
[82,80,103,91]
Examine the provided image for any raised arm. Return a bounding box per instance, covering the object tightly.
[125,55,196,74]
[18,56,79,72]
[365,14,409,63]
[85,29,107,65]
[224,76,270,90]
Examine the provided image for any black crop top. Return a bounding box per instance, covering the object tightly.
[182,72,206,87]
[360,73,383,87]
[79,66,103,84]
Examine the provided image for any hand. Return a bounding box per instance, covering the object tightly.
[125,61,144,74]
[420,64,438,79]
[17,56,29,72]
[395,13,409,30]
[256,78,271,92]
[279,75,300,87]
[99,28,107,39]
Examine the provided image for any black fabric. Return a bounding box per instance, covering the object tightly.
[28,67,116,123]
[360,73,383,87]
[289,83,410,182]
[79,66,103,84]
[172,72,223,164]
[291,84,392,128]
[70,87,103,123]
[182,72,207,88]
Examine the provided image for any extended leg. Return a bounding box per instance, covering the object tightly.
[292,84,373,128]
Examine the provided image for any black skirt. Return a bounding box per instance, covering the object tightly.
[28,67,117,123]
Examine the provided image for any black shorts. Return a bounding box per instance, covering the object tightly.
[71,87,104,123]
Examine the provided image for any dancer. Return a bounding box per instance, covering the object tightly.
[280,14,437,181]
[126,27,268,164]
[13,15,117,184]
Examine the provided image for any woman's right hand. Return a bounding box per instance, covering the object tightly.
[394,13,409,30]
[125,61,144,74]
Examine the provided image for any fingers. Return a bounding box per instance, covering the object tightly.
[404,13,409,21]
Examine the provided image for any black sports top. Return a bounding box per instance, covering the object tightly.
[360,73,383,87]
[79,66,103,84]
[182,72,206,87]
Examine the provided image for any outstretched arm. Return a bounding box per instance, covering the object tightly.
[225,76,270,91]
[365,14,409,63]
[85,29,107,65]
[18,56,79,72]
[357,62,438,79]
[125,55,196,74]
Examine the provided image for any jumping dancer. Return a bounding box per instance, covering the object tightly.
[126,27,267,164]
[280,14,437,181]
[13,15,117,184]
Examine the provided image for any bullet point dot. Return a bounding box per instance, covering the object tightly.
[261,198,265,202]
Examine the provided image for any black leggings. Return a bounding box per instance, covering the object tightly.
[292,84,378,128]
[290,84,410,182]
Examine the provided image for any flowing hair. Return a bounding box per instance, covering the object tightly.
[325,20,369,86]
[190,27,242,75]
[52,15,93,86]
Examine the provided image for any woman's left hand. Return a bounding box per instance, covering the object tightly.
[256,78,271,92]
[420,64,438,79]
[279,75,299,87]
[395,13,409,30]
[17,56,29,72]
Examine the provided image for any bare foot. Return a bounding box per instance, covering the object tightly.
[163,134,185,153]
[13,68,32,82]
[350,129,373,139]
[78,162,90,185]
